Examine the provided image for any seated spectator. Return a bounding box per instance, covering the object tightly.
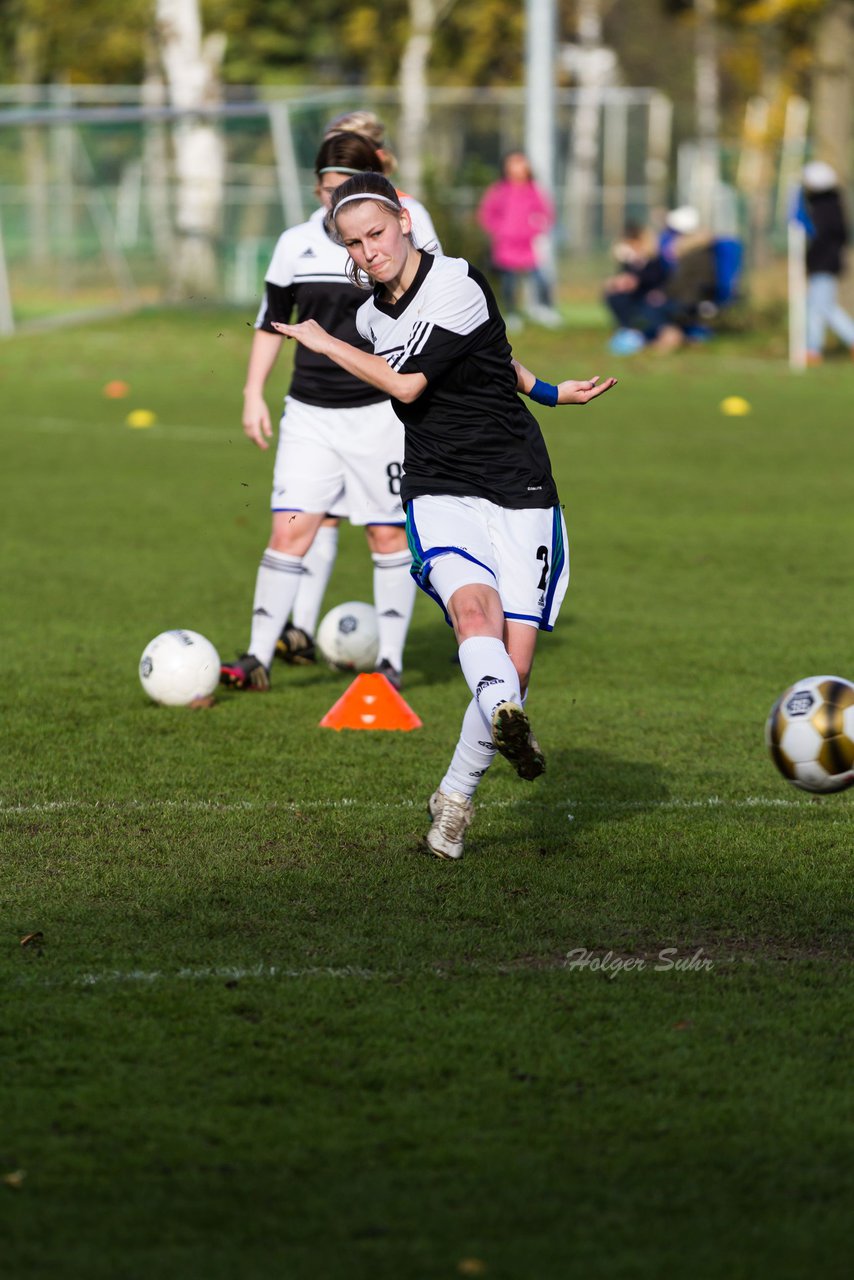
[659,204,701,263]
[607,207,735,353]
[653,214,719,351]
[603,222,670,344]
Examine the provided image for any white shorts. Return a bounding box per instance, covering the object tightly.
[271,396,405,526]
[405,494,569,631]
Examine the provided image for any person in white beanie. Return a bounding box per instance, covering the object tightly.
[801,161,854,364]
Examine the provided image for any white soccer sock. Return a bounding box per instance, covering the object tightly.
[372,549,415,671]
[248,549,305,669]
[457,635,522,722]
[440,696,498,799]
[292,525,338,636]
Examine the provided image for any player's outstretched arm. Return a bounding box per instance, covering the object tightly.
[512,359,617,407]
[271,319,428,403]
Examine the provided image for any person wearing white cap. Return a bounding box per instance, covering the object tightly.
[665,205,701,236]
[801,161,854,364]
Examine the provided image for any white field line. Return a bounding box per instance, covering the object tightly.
[24,416,73,432]
[9,964,383,990]
[12,946,837,991]
[1,795,850,816]
[6,957,713,989]
[76,964,381,987]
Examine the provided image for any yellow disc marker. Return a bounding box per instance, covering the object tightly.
[126,409,157,429]
[720,396,751,416]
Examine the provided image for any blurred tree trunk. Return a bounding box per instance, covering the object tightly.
[155,0,226,299]
[398,0,456,198]
[693,0,720,228]
[567,0,604,254]
[141,54,176,276]
[15,22,49,268]
[811,0,853,186]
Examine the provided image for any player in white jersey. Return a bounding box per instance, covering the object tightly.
[280,111,441,656]
[221,134,435,693]
[273,174,617,860]
[321,108,442,253]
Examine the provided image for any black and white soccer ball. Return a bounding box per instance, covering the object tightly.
[766,675,854,793]
[139,629,220,706]
[316,602,379,672]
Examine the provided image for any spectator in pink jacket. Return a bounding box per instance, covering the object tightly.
[477,151,562,329]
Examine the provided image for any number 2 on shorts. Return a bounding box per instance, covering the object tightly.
[536,544,549,591]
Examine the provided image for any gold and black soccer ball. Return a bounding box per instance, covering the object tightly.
[766,675,854,793]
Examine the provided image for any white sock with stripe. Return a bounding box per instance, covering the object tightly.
[440,696,498,799]
[457,636,522,721]
[372,549,415,671]
[248,549,305,669]
[292,525,338,636]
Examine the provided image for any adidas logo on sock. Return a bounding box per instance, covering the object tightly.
[253,606,272,617]
[476,675,501,699]
[478,740,497,751]
[381,608,404,618]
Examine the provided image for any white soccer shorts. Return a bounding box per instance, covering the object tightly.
[271,396,406,526]
[405,493,570,631]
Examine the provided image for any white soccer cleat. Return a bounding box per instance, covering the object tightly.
[425,789,474,860]
[491,701,545,780]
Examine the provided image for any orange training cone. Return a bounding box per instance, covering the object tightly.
[319,672,422,731]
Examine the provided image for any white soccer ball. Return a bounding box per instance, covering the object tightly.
[766,675,854,793]
[139,630,221,706]
[316,601,379,673]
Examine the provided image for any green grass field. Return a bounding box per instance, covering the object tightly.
[2,308,852,1279]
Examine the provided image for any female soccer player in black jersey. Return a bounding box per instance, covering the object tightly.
[273,173,616,860]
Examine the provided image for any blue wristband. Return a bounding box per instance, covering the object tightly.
[529,378,558,407]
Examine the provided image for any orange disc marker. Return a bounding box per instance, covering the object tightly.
[320,672,422,731]
[104,380,130,398]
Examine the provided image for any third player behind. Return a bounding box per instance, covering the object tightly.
[221,133,438,694]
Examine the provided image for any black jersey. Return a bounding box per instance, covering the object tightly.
[255,208,386,409]
[356,253,559,509]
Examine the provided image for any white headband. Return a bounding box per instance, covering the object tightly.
[332,192,401,220]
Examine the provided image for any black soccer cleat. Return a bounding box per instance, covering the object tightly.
[490,701,545,780]
[275,624,316,666]
[375,658,403,691]
[219,653,270,691]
